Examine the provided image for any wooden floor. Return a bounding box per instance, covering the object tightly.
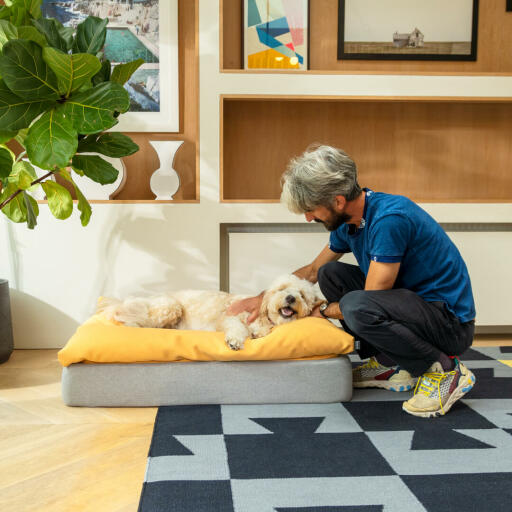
[0,350,157,512]
[1,336,511,512]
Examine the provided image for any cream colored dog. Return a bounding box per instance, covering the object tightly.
[97,274,324,350]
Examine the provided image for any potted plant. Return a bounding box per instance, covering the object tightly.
[0,0,143,361]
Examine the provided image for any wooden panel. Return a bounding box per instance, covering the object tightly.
[117,0,199,200]
[222,0,512,74]
[222,98,512,202]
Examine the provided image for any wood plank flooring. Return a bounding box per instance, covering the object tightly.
[0,350,156,512]
[1,336,511,511]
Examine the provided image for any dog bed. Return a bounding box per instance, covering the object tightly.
[59,314,355,406]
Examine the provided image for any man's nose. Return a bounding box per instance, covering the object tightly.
[305,212,314,222]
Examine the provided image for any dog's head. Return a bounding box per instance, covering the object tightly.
[259,274,324,326]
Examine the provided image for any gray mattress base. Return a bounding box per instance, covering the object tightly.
[61,356,353,407]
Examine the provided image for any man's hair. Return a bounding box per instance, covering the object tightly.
[280,144,362,214]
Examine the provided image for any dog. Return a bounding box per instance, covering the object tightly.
[96,274,325,350]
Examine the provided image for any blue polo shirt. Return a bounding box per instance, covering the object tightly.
[328,189,476,323]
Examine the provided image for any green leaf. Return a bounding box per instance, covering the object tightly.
[9,5,30,26]
[14,127,28,145]
[59,81,130,134]
[111,58,144,86]
[72,16,108,55]
[0,7,11,21]
[13,0,41,20]
[8,159,36,189]
[0,181,25,222]
[33,18,68,52]
[60,168,91,226]
[22,189,38,229]
[91,58,110,86]
[43,47,101,97]
[71,154,118,185]
[0,19,17,50]
[0,39,60,99]
[59,25,74,51]
[0,130,16,143]
[0,79,54,130]
[40,180,72,219]
[0,144,14,180]
[25,109,77,169]
[77,133,138,158]
[17,25,47,47]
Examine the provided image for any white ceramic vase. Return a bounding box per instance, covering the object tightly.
[149,140,183,200]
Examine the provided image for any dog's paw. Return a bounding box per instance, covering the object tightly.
[225,336,245,351]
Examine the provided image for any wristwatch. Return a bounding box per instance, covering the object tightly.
[319,302,329,318]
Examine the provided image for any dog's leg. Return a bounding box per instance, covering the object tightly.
[222,316,250,351]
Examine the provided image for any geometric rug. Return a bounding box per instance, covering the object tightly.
[137,346,512,511]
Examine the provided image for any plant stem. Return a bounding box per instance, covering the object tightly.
[0,171,54,211]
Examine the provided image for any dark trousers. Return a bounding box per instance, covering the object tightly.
[317,262,475,377]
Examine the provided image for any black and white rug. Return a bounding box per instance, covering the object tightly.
[138,347,512,512]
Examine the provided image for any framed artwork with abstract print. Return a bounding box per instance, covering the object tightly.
[338,0,479,61]
[41,0,179,132]
[244,0,309,70]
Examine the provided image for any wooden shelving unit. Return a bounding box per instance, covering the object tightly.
[221,95,512,203]
[221,0,512,75]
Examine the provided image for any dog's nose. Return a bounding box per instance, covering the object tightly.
[285,294,296,304]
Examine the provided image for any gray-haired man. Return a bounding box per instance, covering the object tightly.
[228,145,476,418]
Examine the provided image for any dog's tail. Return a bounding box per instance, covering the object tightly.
[96,296,122,319]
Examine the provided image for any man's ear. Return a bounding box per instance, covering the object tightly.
[334,195,346,211]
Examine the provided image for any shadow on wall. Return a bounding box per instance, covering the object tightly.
[10,289,79,349]
[91,204,220,307]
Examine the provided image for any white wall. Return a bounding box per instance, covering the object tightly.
[1,0,512,348]
[345,0,474,42]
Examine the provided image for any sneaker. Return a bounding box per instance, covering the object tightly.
[353,356,417,392]
[402,358,476,418]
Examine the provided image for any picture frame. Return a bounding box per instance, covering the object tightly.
[338,0,479,62]
[243,0,309,70]
[508,0,512,12]
[42,0,179,132]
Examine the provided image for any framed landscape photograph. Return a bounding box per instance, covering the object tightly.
[42,0,179,132]
[243,0,309,70]
[338,0,479,61]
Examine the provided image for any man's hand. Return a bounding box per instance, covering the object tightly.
[226,293,264,323]
[309,302,344,320]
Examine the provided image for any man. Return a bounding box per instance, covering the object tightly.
[228,144,476,418]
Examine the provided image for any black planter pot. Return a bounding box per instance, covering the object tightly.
[0,279,14,364]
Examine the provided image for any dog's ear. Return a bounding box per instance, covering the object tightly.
[258,290,270,318]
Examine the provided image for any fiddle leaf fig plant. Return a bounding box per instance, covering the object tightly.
[0,0,141,228]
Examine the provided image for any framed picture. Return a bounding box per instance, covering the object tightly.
[243,0,309,70]
[42,0,179,132]
[508,0,512,12]
[338,0,479,61]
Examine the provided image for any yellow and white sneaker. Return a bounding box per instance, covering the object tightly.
[353,356,417,392]
[402,358,476,418]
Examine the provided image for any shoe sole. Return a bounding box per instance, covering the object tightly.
[353,380,417,392]
[402,369,476,418]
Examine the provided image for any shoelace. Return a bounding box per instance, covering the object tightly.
[359,357,381,370]
[413,368,458,414]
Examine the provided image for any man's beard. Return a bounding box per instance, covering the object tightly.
[314,206,351,231]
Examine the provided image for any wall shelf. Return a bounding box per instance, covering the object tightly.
[221,95,512,203]
[221,0,512,76]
